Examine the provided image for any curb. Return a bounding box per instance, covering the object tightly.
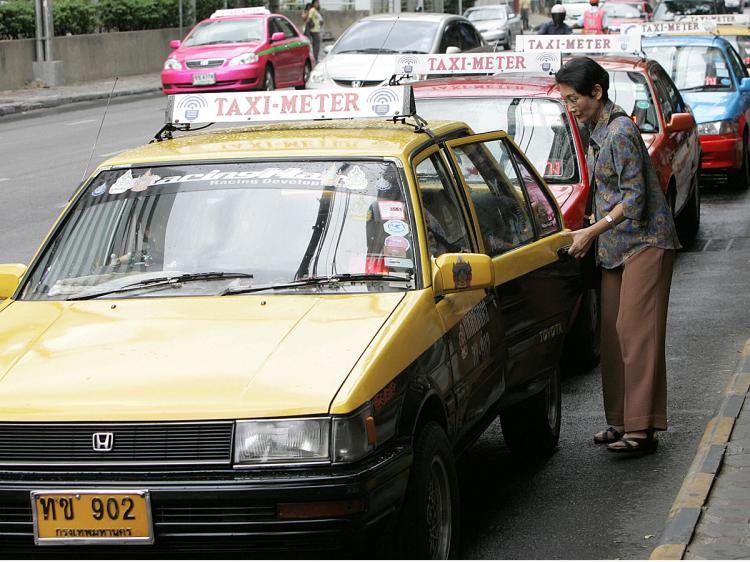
[0,85,162,118]
[650,338,750,560]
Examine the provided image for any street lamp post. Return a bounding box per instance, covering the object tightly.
[32,0,64,86]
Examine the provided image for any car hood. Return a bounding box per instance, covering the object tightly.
[682,91,737,123]
[0,294,404,422]
[174,43,262,61]
[322,54,404,82]
[473,19,508,32]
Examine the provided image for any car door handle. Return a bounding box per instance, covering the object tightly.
[557,247,572,261]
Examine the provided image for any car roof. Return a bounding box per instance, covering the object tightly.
[412,75,562,98]
[204,13,270,22]
[642,34,731,47]
[361,12,463,22]
[706,25,750,35]
[101,120,471,168]
[589,54,652,71]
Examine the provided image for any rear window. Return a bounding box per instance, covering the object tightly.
[654,0,722,19]
[418,97,580,184]
[644,45,734,91]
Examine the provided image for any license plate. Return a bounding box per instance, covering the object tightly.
[31,490,154,545]
[192,73,216,85]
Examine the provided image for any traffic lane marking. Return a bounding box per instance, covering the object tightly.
[66,119,97,126]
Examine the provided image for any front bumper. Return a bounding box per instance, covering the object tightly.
[480,30,508,42]
[699,133,743,170]
[0,445,411,555]
[161,65,265,94]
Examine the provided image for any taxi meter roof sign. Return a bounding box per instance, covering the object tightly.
[622,20,716,34]
[166,86,417,125]
[677,13,749,26]
[516,33,642,54]
[210,7,270,17]
[392,52,562,77]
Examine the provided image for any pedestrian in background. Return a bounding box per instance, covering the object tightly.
[307,0,324,62]
[302,2,312,39]
[556,57,680,454]
[520,0,531,30]
[537,3,572,34]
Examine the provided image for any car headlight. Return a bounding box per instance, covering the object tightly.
[234,418,330,465]
[309,68,329,84]
[697,119,738,136]
[228,52,259,66]
[163,58,182,71]
[332,403,376,463]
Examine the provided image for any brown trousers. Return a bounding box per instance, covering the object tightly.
[600,246,675,432]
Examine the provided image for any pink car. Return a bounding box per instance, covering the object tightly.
[161,8,314,94]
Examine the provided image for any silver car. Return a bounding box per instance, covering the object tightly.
[463,4,523,50]
[307,12,487,89]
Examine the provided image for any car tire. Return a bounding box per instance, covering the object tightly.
[504,33,512,50]
[500,366,561,463]
[728,133,750,191]
[561,288,601,374]
[676,166,701,241]
[397,422,460,560]
[295,61,311,90]
[262,66,275,91]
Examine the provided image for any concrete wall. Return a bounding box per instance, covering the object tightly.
[0,9,367,91]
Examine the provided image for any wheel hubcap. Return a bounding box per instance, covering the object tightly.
[426,456,451,559]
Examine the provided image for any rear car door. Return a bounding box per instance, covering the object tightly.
[444,132,577,397]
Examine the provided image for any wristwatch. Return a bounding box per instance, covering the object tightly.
[604,215,614,229]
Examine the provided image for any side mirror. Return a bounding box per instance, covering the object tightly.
[740,77,750,93]
[323,44,333,55]
[169,39,181,49]
[446,45,462,54]
[0,264,27,300]
[432,253,494,297]
[668,112,696,132]
[271,31,285,42]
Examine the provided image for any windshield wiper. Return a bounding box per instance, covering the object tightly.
[679,85,710,92]
[221,273,411,296]
[67,272,253,301]
[398,50,428,54]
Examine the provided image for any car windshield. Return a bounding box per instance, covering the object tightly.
[19,161,417,300]
[603,2,643,17]
[418,97,579,184]
[654,0,717,19]
[608,71,660,132]
[183,18,264,46]
[644,45,734,91]
[331,20,438,54]
[466,8,507,21]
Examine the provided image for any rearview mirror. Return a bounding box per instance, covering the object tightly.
[271,31,285,42]
[169,39,181,49]
[0,264,27,300]
[323,44,333,55]
[432,253,494,297]
[668,112,696,132]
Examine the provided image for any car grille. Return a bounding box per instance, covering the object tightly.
[332,79,384,87]
[185,58,225,69]
[0,422,233,466]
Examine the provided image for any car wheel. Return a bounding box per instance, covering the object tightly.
[262,66,275,91]
[397,422,460,559]
[676,166,701,241]
[728,133,750,190]
[500,366,561,463]
[505,33,512,50]
[561,288,601,374]
[295,61,311,90]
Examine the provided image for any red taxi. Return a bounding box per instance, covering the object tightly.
[161,7,313,94]
[594,55,702,237]
[412,75,600,371]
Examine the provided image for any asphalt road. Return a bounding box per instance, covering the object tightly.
[1,96,749,558]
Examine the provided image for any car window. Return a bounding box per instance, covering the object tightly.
[414,153,473,257]
[654,0,721,19]
[652,63,687,114]
[609,70,661,132]
[648,66,674,121]
[331,20,438,54]
[725,44,748,81]
[507,143,561,238]
[458,22,481,51]
[450,140,535,256]
[440,23,462,53]
[183,18,264,46]
[276,18,297,38]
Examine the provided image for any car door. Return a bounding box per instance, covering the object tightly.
[267,17,294,85]
[505,5,522,38]
[443,132,577,403]
[411,146,504,437]
[277,17,307,81]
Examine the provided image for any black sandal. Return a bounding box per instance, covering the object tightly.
[593,426,623,444]
[607,431,658,454]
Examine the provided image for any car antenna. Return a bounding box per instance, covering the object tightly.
[363,15,400,87]
[80,77,118,184]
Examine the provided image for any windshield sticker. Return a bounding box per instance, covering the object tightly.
[109,170,134,194]
[321,164,339,186]
[384,235,410,257]
[342,165,368,190]
[378,201,405,220]
[130,171,161,192]
[721,78,731,86]
[384,257,413,269]
[636,100,651,109]
[349,194,374,220]
[91,183,107,197]
[375,177,394,191]
[384,220,410,236]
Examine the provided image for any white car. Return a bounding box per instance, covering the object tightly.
[307,13,487,89]
[561,0,591,27]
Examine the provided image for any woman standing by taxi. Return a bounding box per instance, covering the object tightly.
[556,57,681,454]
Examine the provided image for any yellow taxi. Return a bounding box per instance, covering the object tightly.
[0,86,576,557]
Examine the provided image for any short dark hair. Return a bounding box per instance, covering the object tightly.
[555,56,609,102]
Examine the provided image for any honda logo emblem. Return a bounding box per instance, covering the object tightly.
[351,80,363,88]
[92,432,114,452]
